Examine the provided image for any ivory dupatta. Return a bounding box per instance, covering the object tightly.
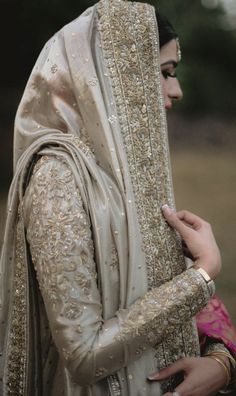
[0,1,211,394]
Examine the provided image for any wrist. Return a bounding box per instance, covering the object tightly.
[195,252,221,280]
[204,343,236,391]
[206,355,231,387]
[192,265,215,297]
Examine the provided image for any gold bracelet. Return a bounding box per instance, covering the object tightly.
[207,355,231,386]
[205,351,236,369]
[193,266,215,296]
[206,351,236,386]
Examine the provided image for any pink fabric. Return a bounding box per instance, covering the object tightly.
[196,295,236,356]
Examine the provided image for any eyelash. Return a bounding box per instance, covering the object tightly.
[162,70,177,79]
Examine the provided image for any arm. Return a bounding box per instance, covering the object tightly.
[162,208,236,376]
[23,156,211,386]
[148,207,235,395]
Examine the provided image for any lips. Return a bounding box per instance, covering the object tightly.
[165,101,172,110]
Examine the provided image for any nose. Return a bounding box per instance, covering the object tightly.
[168,78,183,102]
[161,75,183,110]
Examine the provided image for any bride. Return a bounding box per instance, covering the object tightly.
[0,0,235,395]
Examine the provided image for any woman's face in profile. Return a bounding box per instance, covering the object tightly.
[160,39,183,110]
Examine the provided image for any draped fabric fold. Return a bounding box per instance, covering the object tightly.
[0,1,214,394]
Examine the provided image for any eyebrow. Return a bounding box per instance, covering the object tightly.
[161,60,178,68]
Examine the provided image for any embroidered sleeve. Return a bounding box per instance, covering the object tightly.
[23,155,211,386]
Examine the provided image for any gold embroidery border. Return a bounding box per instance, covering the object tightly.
[97,0,200,392]
[4,210,28,395]
[97,0,185,288]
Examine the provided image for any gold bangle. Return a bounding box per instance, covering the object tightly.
[206,352,236,385]
[207,355,231,386]
[205,351,236,369]
[194,266,212,283]
[193,266,215,296]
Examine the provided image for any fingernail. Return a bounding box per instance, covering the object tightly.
[161,204,172,215]
[147,373,159,381]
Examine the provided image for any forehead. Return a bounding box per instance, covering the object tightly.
[160,39,178,63]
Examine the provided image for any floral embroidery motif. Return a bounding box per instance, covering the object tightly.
[23,153,209,392]
[51,64,58,74]
[6,1,214,392]
[98,0,184,288]
[97,0,202,391]
[26,155,97,323]
[116,269,209,345]
[63,300,84,320]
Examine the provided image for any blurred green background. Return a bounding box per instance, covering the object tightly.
[1,0,236,323]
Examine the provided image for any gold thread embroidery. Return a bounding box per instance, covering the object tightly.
[116,269,209,345]
[97,0,200,391]
[108,374,122,396]
[5,211,28,395]
[27,156,97,323]
[97,0,185,288]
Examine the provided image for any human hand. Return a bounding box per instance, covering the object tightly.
[148,356,230,396]
[161,206,221,280]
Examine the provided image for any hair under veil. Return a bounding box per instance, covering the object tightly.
[155,11,178,48]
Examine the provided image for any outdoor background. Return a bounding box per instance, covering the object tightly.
[1,0,236,323]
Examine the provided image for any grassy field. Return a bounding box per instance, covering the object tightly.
[0,148,235,325]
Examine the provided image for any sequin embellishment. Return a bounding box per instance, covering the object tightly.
[26,156,97,323]
[4,211,28,394]
[97,0,201,391]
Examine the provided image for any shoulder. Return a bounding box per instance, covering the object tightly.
[23,155,83,222]
[27,155,76,195]
[31,154,73,182]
